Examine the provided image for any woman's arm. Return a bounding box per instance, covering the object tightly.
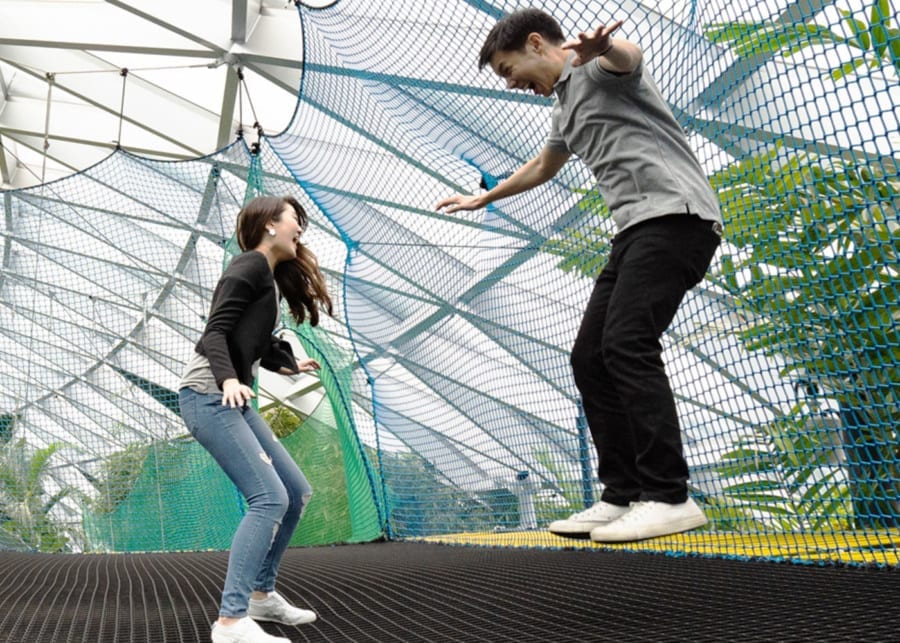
[198,252,268,390]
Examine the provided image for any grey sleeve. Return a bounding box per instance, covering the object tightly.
[584,57,644,84]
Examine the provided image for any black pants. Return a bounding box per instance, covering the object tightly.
[570,214,721,505]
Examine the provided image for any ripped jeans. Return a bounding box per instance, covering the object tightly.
[178,387,312,618]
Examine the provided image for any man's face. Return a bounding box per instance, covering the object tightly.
[490,44,557,97]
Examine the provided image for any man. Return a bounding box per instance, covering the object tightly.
[436,9,722,542]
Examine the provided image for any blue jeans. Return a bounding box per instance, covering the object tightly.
[570,214,721,505]
[179,387,312,618]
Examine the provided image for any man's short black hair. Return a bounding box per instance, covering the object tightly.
[478,8,565,70]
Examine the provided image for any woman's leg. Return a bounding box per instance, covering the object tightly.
[179,389,289,619]
[241,406,313,593]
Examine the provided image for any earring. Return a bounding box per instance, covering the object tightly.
[267,228,276,236]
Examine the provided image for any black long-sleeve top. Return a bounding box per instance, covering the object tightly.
[195,250,298,388]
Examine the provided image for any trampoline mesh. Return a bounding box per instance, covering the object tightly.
[1,542,896,642]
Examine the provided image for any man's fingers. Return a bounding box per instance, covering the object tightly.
[604,20,624,37]
[435,196,457,210]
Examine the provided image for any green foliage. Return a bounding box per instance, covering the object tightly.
[711,144,899,528]
[711,146,898,407]
[710,405,852,532]
[704,0,900,81]
[86,443,150,514]
[541,188,612,280]
[532,447,597,524]
[0,439,73,551]
[266,405,303,439]
[379,449,522,535]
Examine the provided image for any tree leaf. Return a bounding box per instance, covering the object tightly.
[843,12,873,50]
[870,0,890,58]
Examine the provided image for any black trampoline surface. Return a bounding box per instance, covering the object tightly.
[0,541,897,642]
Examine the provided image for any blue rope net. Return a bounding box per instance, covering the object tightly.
[0,0,896,566]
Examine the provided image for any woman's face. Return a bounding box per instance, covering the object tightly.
[268,203,303,261]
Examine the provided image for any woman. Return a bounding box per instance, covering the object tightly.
[179,195,333,643]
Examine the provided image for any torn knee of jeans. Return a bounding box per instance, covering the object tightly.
[259,452,273,465]
[297,492,313,520]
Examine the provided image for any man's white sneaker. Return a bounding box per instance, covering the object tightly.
[589,498,707,543]
[248,591,317,626]
[548,500,632,537]
[210,617,290,643]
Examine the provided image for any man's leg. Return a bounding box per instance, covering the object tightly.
[571,263,642,506]
[589,216,720,541]
[549,262,641,537]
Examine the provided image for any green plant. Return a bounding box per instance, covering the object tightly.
[711,146,899,528]
[705,0,900,81]
[0,439,73,551]
[532,447,597,524]
[377,449,520,536]
[712,403,852,532]
[541,188,611,279]
[266,405,303,439]
[85,442,150,514]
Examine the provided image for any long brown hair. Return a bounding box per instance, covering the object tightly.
[235,195,333,326]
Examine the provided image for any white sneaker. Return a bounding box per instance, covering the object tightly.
[210,617,290,643]
[548,501,632,537]
[248,591,317,626]
[589,498,707,543]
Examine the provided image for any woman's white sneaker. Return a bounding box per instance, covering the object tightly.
[248,591,317,626]
[548,500,632,537]
[210,617,290,643]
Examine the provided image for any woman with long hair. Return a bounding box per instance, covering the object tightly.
[178,195,333,643]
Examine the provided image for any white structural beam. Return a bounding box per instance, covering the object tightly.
[0,134,12,184]
[0,47,222,157]
[232,0,263,44]
[216,65,241,149]
[0,1,220,58]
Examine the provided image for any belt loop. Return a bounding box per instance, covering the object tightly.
[711,221,724,238]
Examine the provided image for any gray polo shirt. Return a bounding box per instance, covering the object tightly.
[546,53,721,232]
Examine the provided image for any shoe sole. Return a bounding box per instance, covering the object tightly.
[548,519,623,538]
[548,529,593,539]
[249,613,317,626]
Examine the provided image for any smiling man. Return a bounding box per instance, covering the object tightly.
[436,8,723,543]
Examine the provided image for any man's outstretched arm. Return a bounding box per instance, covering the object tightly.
[562,21,642,74]
[436,145,571,213]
